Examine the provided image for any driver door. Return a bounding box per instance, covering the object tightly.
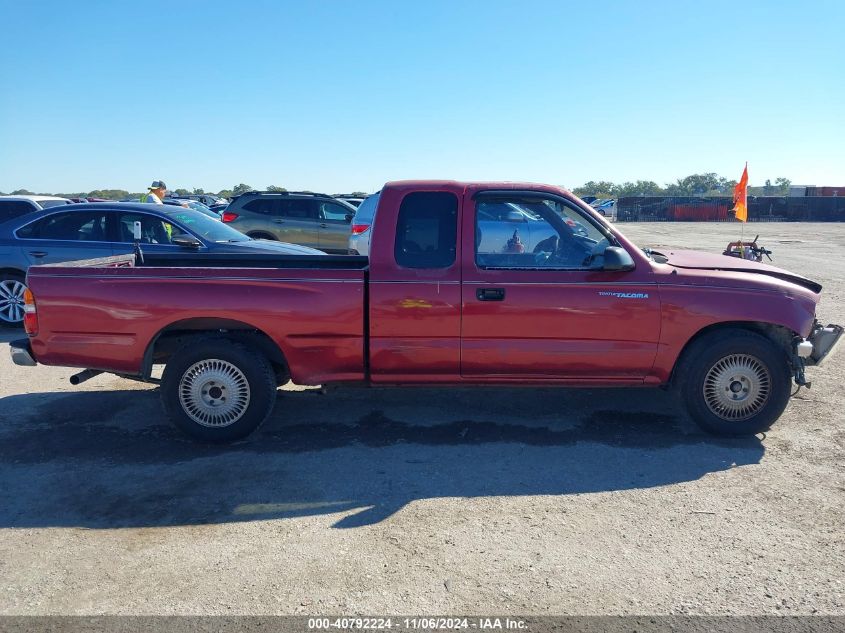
[460,192,660,381]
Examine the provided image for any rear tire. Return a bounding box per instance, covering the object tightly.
[679,329,792,436]
[0,273,27,327]
[161,337,277,442]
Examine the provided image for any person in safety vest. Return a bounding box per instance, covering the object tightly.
[141,180,167,204]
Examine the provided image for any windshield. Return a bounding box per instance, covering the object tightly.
[164,208,250,242]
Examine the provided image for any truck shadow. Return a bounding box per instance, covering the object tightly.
[0,385,765,530]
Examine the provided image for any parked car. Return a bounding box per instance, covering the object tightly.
[11,181,841,443]
[221,190,356,254]
[0,202,322,325]
[0,196,72,225]
[172,193,228,207]
[336,196,365,208]
[347,192,380,256]
[590,198,617,218]
[162,198,221,220]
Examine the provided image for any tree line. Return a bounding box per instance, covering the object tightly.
[574,173,792,198]
[1,174,792,200]
[0,184,371,200]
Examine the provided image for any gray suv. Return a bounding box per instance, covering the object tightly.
[222,191,356,254]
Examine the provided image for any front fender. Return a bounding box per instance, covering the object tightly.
[650,284,817,383]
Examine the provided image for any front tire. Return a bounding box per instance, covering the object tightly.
[679,330,792,436]
[161,337,277,442]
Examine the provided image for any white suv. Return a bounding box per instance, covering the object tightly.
[347,193,380,256]
[0,195,72,223]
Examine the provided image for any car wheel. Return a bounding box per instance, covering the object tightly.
[0,273,27,327]
[680,330,792,436]
[161,337,277,442]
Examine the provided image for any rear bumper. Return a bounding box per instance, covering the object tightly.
[9,338,36,367]
[802,323,843,366]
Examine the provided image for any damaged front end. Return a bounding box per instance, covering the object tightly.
[791,321,844,387]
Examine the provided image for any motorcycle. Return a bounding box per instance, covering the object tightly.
[723,234,773,263]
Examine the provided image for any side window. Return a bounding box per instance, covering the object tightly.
[475,196,610,270]
[243,199,278,215]
[117,213,175,244]
[17,211,109,241]
[320,201,352,223]
[0,201,37,223]
[394,191,458,269]
[278,199,318,220]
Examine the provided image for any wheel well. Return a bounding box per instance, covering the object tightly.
[669,321,796,386]
[143,318,289,383]
[0,268,26,280]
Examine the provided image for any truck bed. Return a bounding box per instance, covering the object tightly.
[26,254,369,384]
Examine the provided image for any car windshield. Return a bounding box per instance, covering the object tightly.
[163,208,250,242]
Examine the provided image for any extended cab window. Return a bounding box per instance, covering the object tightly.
[394,192,458,269]
[475,196,611,270]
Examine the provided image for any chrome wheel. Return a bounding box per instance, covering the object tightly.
[0,278,27,324]
[178,359,251,427]
[703,353,771,421]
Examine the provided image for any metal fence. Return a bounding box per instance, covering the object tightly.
[616,196,845,222]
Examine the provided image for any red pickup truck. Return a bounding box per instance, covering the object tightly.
[11,180,842,442]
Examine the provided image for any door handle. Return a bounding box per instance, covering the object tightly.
[320,223,328,228]
[476,287,505,301]
[273,219,285,224]
[29,251,47,258]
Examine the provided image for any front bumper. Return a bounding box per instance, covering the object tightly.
[800,323,843,367]
[9,338,36,367]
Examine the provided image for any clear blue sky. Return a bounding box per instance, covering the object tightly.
[1,0,843,194]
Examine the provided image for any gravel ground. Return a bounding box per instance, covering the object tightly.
[0,222,842,616]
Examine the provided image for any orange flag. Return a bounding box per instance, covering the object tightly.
[733,163,748,222]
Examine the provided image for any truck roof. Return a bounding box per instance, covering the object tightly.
[383,180,576,198]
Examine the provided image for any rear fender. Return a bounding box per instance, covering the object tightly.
[142,318,289,381]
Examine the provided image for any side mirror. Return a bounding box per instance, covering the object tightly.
[602,246,635,271]
[172,235,202,249]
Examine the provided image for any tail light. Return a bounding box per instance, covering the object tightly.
[23,288,38,336]
[351,223,370,235]
[221,211,239,223]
